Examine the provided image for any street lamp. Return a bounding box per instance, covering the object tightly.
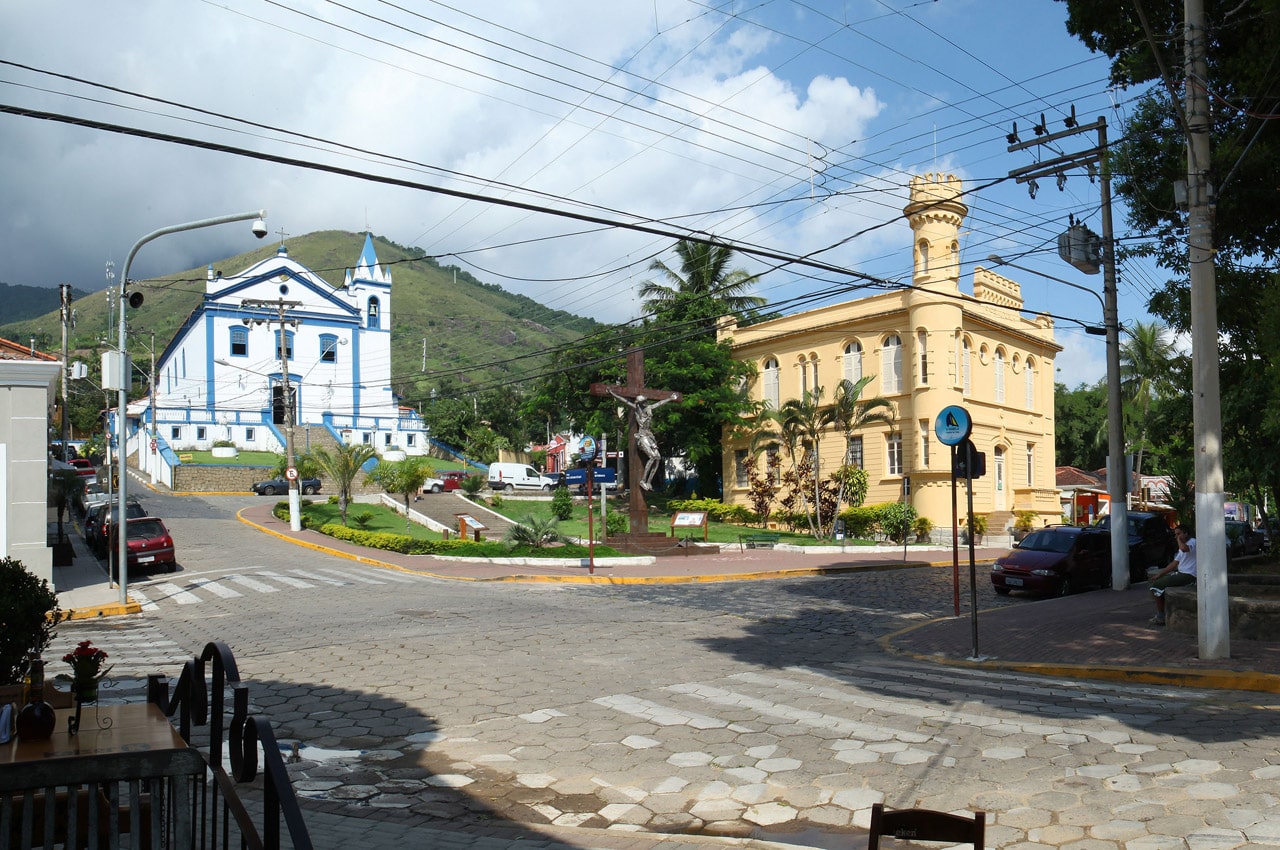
[114,210,267,605]
[986,253,1130,590]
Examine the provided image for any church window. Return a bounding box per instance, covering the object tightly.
[320,334,338,363]
[245,427,255,442]
[273,329,294,360]
[367,297,381,329]
[230,326,248,357]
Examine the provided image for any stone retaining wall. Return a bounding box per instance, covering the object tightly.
[172,464,273,493]
[1165,575,1280,641]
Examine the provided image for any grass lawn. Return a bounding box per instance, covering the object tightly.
[178,450,475,471]
[295,499,618,557]
[484,496,885,546]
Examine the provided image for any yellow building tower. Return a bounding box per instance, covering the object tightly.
[719,173,1062,540]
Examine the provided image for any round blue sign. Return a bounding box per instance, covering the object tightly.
[934,405,973,446]
[578,435,598,462]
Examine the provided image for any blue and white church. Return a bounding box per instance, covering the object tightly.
[132,234,428,484]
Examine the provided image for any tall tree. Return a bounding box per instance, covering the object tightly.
[639,240,766,329]
[827,376,896,518]
[1119,321,1174,486]
[311,443,377,526]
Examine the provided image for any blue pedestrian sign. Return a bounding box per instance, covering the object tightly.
[934,405,973,446]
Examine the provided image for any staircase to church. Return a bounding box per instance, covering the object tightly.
[297,424,342,456]
[986,510,1014,536]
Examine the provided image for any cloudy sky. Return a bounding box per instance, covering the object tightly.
[1,0,1162,387]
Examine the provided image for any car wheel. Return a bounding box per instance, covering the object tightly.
[504,483,515,493]
[1058,576,1074,597]
[994,587,1011,596]
[431,484,442,494]
[542,484,552,492]
[302,485,317,495]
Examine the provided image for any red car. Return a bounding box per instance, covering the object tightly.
[122,517,177,574]
[990,525,1111,597]
[69,458,97,482]
[439,470,470,491]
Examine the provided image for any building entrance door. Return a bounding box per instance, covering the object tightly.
[994,446,1006,512]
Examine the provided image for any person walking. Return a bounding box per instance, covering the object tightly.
[1149,526,1196,625]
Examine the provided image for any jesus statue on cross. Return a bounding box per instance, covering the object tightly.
[606,389,678,490]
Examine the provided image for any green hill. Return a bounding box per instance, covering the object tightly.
[0,231,601,407]
[0,281,90,327]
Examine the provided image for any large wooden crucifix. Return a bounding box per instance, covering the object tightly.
[590,347,681,534]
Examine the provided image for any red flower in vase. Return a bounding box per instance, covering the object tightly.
[62,640,112,687]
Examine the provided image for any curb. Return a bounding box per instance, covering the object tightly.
[879,617,1280,694]
[64,600,143,620]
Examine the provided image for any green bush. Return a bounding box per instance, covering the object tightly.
[879,502,918,543]
[0,557,63,686]
[913,516,935,542]
[667,497,757,525]
[837,505,880,539]
[551,486,573,521]
[605,510,629,535]
[351,510,375,529]
[212,439,236,448]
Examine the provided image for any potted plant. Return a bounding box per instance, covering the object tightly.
[1012,510,1037,542]
[912,516,935,544]
[0,557,63,700]
[960,514,988,545]
[211,439,238,459]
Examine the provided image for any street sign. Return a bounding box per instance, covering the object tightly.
[578,435,598,462]
[934,405,973,446]
[149,439,157,452]
[285,466,299,481]
[564,467,617,485]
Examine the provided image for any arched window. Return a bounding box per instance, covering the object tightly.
[881,335,902,394]
[798,356,810,399]
[763,357,779,409]
[367,297,381,329]
[917,330,928,385]
[229,326,248,357]
[843,341,862,384]
[917,240,929,274]
[994,349,1005,403]
[961,338,972,395]
[319,333,338,363]
[1025,358,1036,408]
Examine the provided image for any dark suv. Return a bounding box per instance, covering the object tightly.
[1094,511,1177,582]
[990,525,1112,597]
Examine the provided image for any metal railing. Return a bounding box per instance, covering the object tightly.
[147,641,312,850]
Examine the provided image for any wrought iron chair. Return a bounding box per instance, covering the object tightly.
[867,802,985,849]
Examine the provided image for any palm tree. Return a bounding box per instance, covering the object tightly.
[365,458,434,531]
[826,376,896,518]
[639,240,765,329]
[777,388,828,536]
[1120,321,1174,494]
[311,443,377,525]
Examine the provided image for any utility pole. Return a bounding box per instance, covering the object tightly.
[1007,113,1130,591]
[149,331,158,485]
[1185,0,1228,658]
[243,298,303,531]
[59,283,72,458]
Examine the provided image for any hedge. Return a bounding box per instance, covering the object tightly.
[666,498,757,525]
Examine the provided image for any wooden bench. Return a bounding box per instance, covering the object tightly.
[740,532,781,550]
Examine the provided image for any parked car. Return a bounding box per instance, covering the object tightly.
[421,470,470,494]
[115,517,177,575]
[487,462,555,492]
[990,525,1112,597]
[68,457,97,485]
[251,477,321,496]
[1093,510,1177,582]
[88,500,148,556]
[1225,519,1265,560]
[75,482,111,515]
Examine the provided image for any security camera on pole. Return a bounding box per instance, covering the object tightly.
[241,297,303,531]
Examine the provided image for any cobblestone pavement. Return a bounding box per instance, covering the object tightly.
[53,523,1280,850]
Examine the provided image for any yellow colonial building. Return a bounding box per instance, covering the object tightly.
[718,173,1062,535]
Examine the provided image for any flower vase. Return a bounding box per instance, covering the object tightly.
[67,679,100,736]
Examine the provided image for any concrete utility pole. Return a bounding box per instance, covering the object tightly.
[1007,116,1130,591]
[1185,0,1229,658]
[243,298,303,532]
[60,283,72,456]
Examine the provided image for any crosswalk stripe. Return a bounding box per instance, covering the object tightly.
[224,574,279,593]
[151,582,205,605]
[289,568,348,586]
[311,567,388,585]
[128,587,160,611]
[189,578,243,598]
[256,570,317,589]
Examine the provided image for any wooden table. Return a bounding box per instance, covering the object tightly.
[1,703,204,848]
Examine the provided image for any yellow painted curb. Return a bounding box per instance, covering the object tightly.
[879,618,1280,694]
[64,601,143,620]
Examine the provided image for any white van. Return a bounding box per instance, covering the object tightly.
[487,462,555,492]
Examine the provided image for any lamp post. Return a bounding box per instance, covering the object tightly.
[986,253,1130,590]
[115,210,266,605]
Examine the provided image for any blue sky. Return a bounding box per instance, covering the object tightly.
[0,0,1161,387]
